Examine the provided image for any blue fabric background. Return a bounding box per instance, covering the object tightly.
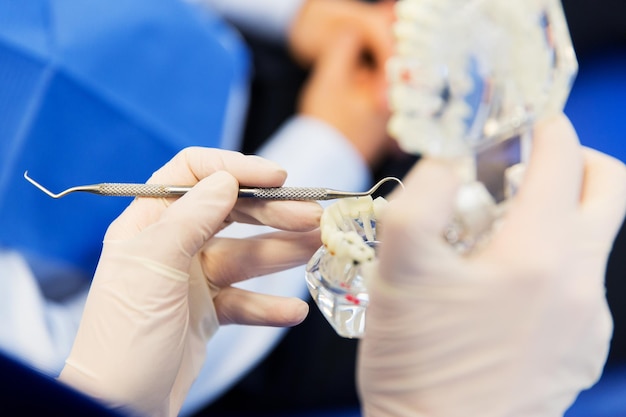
[0,0,249,276]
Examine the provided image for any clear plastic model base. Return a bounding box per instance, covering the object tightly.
[306,196,385,339]
[305,240,378,339]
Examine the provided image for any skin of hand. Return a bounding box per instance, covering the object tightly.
[298,28,397,169]
[357,114,626,417]
[288,0,396,69]
[58,148,323,417]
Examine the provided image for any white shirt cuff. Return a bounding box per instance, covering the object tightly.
[258,115,372,192]
[189,0,306,43]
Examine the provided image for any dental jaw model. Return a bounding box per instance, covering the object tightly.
[307,0,578,338]
[388,0,578,250]
[306,196,388,338]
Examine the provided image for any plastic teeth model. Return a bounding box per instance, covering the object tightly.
[307,0,578,338]
[387,0,578,251]
[305,196,388,338]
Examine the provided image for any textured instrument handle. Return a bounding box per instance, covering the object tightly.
[245,187,329,200]
[98,183,173,197]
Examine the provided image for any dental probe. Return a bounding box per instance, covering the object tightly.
[24,171,403,201]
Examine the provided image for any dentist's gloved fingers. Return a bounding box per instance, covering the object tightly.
[377,158,461,285]
[579,147,626,236]
[148,147,287,187]
[486,114,583,257]
[111,148,288,236]
[386,158,462,239]
[510,114,583,224]
[230,199,323,232]
[200,230,321,287]
[107,171,240,270]
[213,287,309,327]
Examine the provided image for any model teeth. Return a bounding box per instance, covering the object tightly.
[386,0,576,158]
[319,196,387,266]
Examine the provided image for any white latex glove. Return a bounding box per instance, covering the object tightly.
[58,148,323,417]
[358,114,626,417]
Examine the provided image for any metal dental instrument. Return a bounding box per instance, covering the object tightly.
[24,171,403,201]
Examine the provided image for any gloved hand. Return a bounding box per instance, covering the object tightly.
[58,148,323,417]
[357,114,626,417]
